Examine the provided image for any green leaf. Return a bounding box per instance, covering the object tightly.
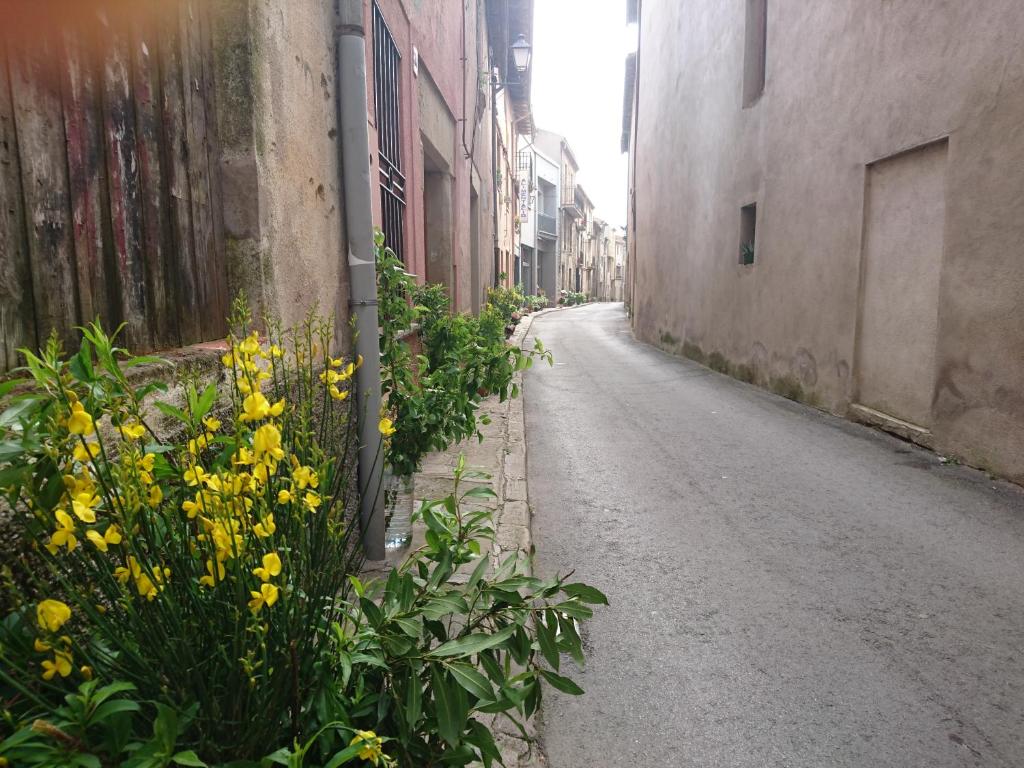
[447,662,495,702]
[429,625,516,658]
[539,669,585,695]
[0,378,28,399]
[462,485,497,500]
[561,583,609,605]
[557,614,585,666]
[393,616,422,638]
[194,383,218,420]
[405,669,422,728]
[466,555,490,590]
[421,593,470,620]
[90,699,141,724]
[172,751,208,767]
[536,610,560,671]
[431,667,462,748]
[322,743,364,768]
[153,401,189,425]
[553,600,594,620]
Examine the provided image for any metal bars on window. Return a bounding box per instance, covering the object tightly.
[372,2,406,262]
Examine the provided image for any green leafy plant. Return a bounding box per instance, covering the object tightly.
[376,234,551,480]
[334,457,607,766]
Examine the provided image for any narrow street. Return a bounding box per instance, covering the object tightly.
[525,302,1024,768]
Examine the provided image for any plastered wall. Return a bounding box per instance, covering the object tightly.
[631,0,1024,480]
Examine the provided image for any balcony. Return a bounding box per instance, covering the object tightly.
[537,212,557,238]
[560,185,582,219]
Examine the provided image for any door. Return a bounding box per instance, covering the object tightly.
[855,140,948,429]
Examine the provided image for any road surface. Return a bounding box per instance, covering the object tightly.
[524,302,1024,768]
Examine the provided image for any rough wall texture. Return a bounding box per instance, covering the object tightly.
[213,0,349,349]
[630,0,1024,480]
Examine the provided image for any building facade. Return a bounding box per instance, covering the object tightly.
[624,0,1024,480]
[517,136,559,300]
[371,0,532,313]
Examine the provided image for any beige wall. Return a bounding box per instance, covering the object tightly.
[631,0,1024,480]
[213,0,350,348]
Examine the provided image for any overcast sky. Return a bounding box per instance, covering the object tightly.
[531,1,635,228]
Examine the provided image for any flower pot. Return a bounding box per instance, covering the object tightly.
[383,471,415,552]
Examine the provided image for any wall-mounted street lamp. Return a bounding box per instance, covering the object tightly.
[511,34,532,73]
[494,34,532,92]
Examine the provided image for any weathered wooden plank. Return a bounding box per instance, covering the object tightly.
[130,6,178,348]
[59,22,114,331]
[179,0,224,342]
[196,0,228,337]
[6,30,80,351]
[99,11,150,350]
[0,34,38,370]
[157,0,202,345]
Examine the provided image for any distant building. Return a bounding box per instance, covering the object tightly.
[516,136,559,300]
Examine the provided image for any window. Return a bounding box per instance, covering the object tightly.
[739,203,757,265]
[373,2,406,261]
[742,0,767,107]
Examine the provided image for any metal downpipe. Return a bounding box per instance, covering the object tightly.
[335,0,385,560]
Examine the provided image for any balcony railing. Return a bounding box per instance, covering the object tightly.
[560,185,582,219]
[537,213,557,237]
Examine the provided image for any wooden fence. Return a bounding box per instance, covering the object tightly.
[0,1,228,373]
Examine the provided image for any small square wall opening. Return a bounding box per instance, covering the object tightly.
[739,203,757,265]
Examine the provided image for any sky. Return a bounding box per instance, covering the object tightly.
[531,0,636,228]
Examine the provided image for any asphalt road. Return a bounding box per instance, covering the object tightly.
[524,302,1024,768]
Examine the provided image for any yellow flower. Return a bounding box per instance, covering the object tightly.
[349,730,384,763]
[118,421,146,441]
[253,423,285,463]
[48,510,78,554]
[355,354,364,369]
[86,525,122,552]
[199,558,225,588]
[233,447,255,467]
[72,441,101,463]
[303,491,322,512]
[137,453,156,474]
[239,333,260,357]
[254,514,276,538]
[36,600,71,632]
[80,665,93,680]
[329,385,350,401]
[184,465,208,486]
[269,398,285,417]
[292,465,319,490]
[70,491,99,523]
[203,417,221,432]
[67,402,94,436]
[378,417,396,437]
[41,649,73,680]
[277,489,292,504]
[269,344,284,358]
[253,552,282,582]
[148,484,163,507]
[248,582,280,613]
[329,357,343,368]
[182,492,204,518]
[241,392,271,422]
